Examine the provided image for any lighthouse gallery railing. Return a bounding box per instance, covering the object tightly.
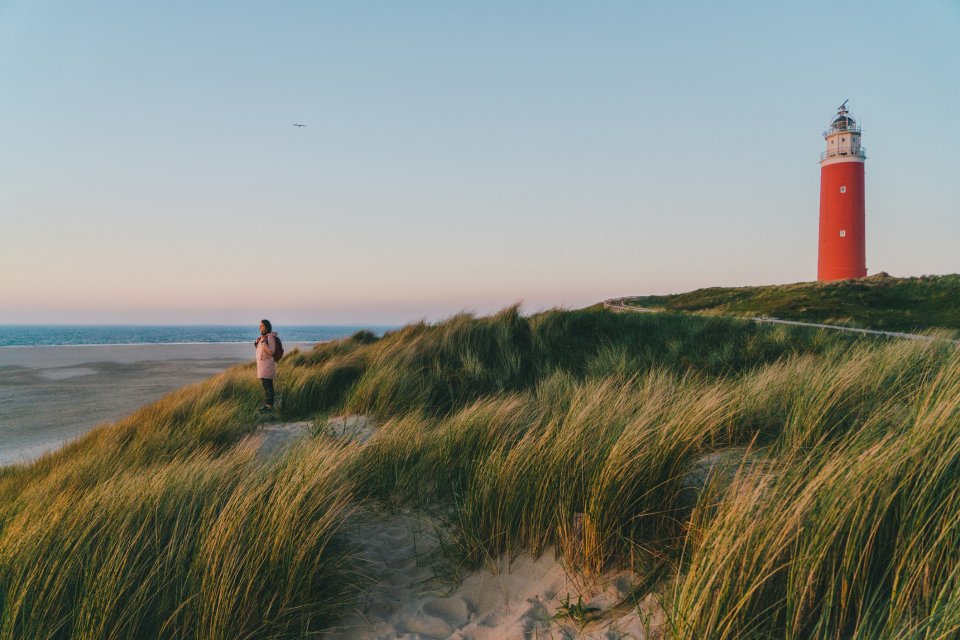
[821,147,867,161]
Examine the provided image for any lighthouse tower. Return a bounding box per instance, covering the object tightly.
[818,101,866,281]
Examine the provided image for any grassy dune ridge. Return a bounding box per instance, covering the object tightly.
[1,306,958,638]
[620,272,960,334]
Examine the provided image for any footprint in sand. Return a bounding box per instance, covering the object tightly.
[396,596,473,639]
[422,596,472,626]
[401,613,454,639]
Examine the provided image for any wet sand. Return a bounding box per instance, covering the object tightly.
[0,343,315,467]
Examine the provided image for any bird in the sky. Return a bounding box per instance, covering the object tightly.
[293,123,306,127]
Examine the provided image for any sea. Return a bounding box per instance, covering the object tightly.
[0,325,397,347]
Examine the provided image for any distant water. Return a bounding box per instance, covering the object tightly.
[0,325,397,347]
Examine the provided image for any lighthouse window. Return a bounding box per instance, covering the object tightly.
[840,186,847,193]
[840,230,847,238]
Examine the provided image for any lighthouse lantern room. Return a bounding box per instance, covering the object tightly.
[818,100,867,281]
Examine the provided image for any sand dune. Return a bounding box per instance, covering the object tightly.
[328,510,664,639]
[258,416,666,640]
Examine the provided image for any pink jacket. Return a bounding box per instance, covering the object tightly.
[256,332,278,379]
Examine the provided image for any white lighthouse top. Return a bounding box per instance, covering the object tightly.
[821,100,865,163]
[826,100,860,136]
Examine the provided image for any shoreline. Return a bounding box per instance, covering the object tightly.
[0,342,318,467]
[0,341,318,370]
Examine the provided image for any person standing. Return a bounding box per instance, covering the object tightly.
[255,319,278,414]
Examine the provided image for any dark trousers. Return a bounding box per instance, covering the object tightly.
[260,378,275,407]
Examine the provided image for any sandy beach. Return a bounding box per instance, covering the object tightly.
[0,342,315,466]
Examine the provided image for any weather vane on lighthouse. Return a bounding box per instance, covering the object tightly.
[817,100,867,281]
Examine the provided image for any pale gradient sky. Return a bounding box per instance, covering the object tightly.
[1,1,958,324]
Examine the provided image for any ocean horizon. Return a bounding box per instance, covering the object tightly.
[0,325,399,348]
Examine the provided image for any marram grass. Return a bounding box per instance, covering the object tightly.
[675,344,960,639]
[0,440,360,639]
[0,306,957,638]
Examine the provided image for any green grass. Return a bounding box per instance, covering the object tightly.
[1,306,958,638]
[618,272,960,334]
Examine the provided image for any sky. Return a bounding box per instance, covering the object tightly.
[1,1,958,325]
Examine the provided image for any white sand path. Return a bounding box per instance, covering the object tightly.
[604,299,960,344]
[254,414,376,457]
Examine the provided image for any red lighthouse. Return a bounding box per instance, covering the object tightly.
[818,101,866,281]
